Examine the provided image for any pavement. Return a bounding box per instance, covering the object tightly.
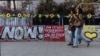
[1,42,100,56]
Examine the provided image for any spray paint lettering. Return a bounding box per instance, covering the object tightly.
[83,25,98,39]
[0,26,44,40]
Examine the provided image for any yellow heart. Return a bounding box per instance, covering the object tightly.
[85,32,97,39]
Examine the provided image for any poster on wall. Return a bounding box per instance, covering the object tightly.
[44,25,65,41]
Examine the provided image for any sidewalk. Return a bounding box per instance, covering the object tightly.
[1,42,100,56]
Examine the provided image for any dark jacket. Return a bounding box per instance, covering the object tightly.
[68,16,75,31]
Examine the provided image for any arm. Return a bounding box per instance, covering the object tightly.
[69,16,73,23]
[79,14,84,23]
[73,14,79,21]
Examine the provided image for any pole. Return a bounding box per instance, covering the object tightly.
[59,18,60,25]
[62,18,63,25]
[0,42,1,56]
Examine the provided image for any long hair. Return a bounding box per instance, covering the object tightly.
[78,8,83,14]
[71,8,76,14]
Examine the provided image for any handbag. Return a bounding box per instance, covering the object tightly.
[68,23,75,31]
[68,24,72,30]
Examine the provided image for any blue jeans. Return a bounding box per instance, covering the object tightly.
[68,30,74,44]
[73,27,90,46]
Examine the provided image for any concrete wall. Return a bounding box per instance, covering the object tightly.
[64,25,100,42]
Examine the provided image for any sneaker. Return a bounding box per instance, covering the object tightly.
[67,43,73,46]
[87,41,91,47]
[90,39,93,41]
[79,39,82,44]
[72,46,78,48]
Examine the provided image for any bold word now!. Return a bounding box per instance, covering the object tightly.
[0,26,44,40]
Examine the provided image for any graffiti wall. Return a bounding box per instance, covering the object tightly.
[0,25,65,42]
[64,25,100,42]
[82,25,100,41]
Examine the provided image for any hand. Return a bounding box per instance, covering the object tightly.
[70,23,73,27]
[73,15,77,19]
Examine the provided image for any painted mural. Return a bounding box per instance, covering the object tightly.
[83,25,100,40]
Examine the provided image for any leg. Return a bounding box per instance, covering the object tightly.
[71,28,82,44]
[79,27,90,42]
[78,27,91,47]
[68,30,73,45]
[73,28,79,47]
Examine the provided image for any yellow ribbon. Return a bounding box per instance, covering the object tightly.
[50,14,55,18]
[45,14,49,18]
[26,13,30,18]
[57,14,60,19]
[23,13,30,18]
[6,13,11,18]
[87,14,92,19]
[33,14,37,18]
[39,14,42,18]
[1,14,6,19]
[68,14,71,18]
[18,13,22,18]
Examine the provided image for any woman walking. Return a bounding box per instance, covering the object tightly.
[67,9,76,46]
[73,8,91,48]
